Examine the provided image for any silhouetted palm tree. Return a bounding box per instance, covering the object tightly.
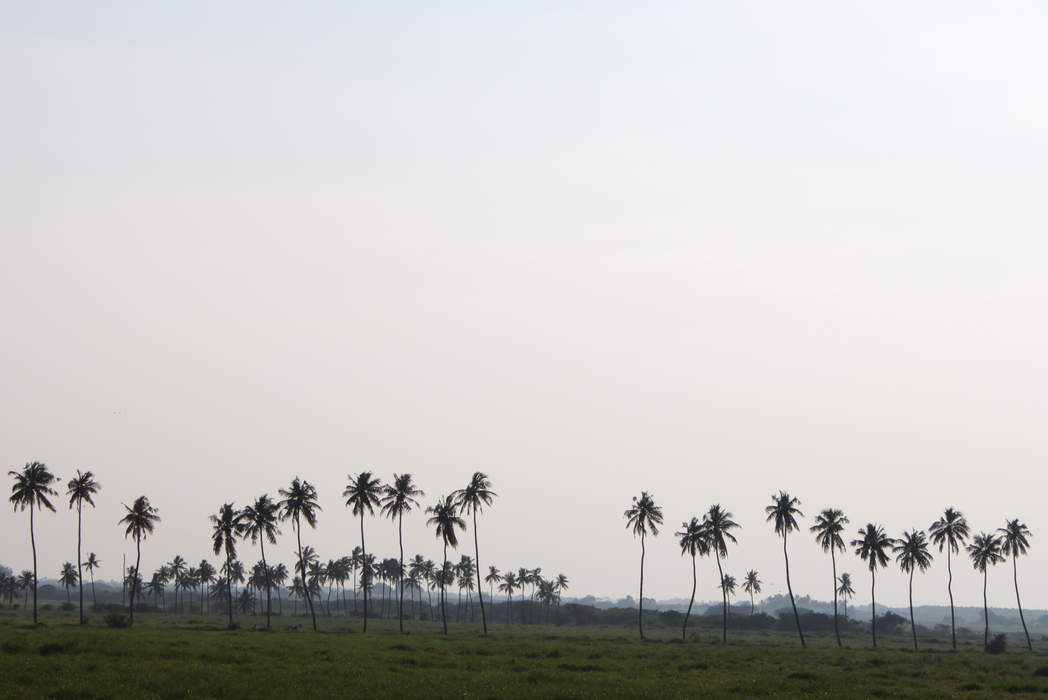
[168,555,187,613]
[704,504,740,644]
[811,507,849,647]
[675,517,709,640]
[452,472,497,635]
[837,573,854,619]
[59,562,78,603]
[83,553,100,605]
[485,566,502,617]
[8,461,58,624]
[343,471,382,633]
[238,495,280,628]
[499,571,517,624]
[624,491,663,640]
[967,532,1004,650]
[720,574,737,609]
[426,495,466,634]
[211,502,245,628]
[119,495,160,626]
[766,491,805,648]
[381,473,424,634]
[198,560,216,614]
[851,523,894,648]
[66,470,99,624]
[742,570,761,615]
[893,529,933,650]
[929,507,970,650]
[278,478,321,631]
[998,519,1033,651]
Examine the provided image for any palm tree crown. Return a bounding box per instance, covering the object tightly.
[120,496,161,541]
[344,471,383,517]
[893,530,933,573]
[851,523,894,571]
[624,492,663,538]
[811,508,849,552]
[9,462,58,512]
[676,517,710,557]
[426,496,466,548]
[968,532,1004,572]
[66,470,99,509]
[703,504,740,557]
[998,519,1031,558]
[765,491,803,536]
[279,478,321,527]
[451,472,496,515]
[238,495,281,547]
[381,473,424,520]
[929,507,970,553]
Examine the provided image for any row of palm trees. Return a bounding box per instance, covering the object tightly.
[626,491,1033,652]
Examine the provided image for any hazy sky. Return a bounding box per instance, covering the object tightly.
[3,2,1048,611]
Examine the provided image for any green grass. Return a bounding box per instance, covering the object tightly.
[2,607,1048,698]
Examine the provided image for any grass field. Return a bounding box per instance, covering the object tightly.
[3,607,1048,698]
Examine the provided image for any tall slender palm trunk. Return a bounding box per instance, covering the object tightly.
[76,501,84,624]
[715,550,727,643]
[682,552,697,641]
[870,567,877,649]
[90,569,96,605]
[226,550,234,628]
[260,538,272,629]
[908,569,917,650]
[360,514,369,633]
[1012,557,1032,650]
[130,536,142,626]
[397,513,406,633]
[29,506,38,624]
[638,532,646,639]
[831,547,841,648]
[295,520,317,631]
[981,569,989,649]
[947,548,957,650]
[783,532,805,648]
[472,511,488,634]
[440,542,449,634]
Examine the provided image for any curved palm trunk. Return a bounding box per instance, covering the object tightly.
[870,567,877,649]
[294,519,318,631]
[1012,556,1032,650]
[226,550,234,628]
[440,542,449,634]
[29,506,38,624]
[398,513,406,633]
[360,513,369,633]
[947,547,956,650]
[638,532,646,640]
[715,550,727,643]
[76,501,84,624]
[982,568,989,649]
[830,547,841,648]
[260,538,271,629]
[682,552,697,641]
[472,511,488,635]
[783,532,805,648]
[130,535,142,626]
[908,568,917,650]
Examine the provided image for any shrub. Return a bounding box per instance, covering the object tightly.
[986,634,1007,654]
[104,612,129,628]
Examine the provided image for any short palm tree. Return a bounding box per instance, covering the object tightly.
[8,461,58,624]
[967,532,1004,650]
[499,571,517,624]
[237,495,280,628]
[168,555,187,612]
[59,562,79,603]
[742,570,761,615]
[893,529,933,650]
[485,566,503,616]
[343,471,383,633]
[720,574,737,607]
[452,472,497,635]
[929,507,970,650]
[810,507,849,647]
[837,573,854,618]
[381,473,424,634]
[83,553,101,605]
[766,491,805,648]
[998,519,1033,651]
[624,492,663,640]
[119,495,160,626]
[704,504,740,644]
[851,523,894,648]
[425,495,466,634]
[278,477,321,631]
[675,517,709,640]
[211,502,245,628]
[66,470,100,624]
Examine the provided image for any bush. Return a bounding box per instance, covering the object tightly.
[986,633,1008,654]
[103,612,129,628]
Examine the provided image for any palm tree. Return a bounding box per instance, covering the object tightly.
[893,529,933,650]
[929,507,970,650]
[742,570,761,615]
[720,574,737,608]
[425,495,466,634]
[59,562,79,603]
[8,461,58,624]
[452,472,497,635]
[237,495,280,628]
[485,566,503,617]
[83,553,100,605]
[704,504,740,643]
[967,532,1004,650]
[811,507,849,647]
[499,571,517,624]
[18,570,34,608]
[851,523,894,648]
[168,555,187,613]
[623,492,663,640]
[837,573,854,619]
[343,471,382,633]
[675,517,709,640]
[765,491,805,648]
[197,560,216,614]
[119,495,160,626]
[998,519,1033,651]
[278,477,321,631]
[380,473,424,634]
[211,503,244,628]
[66,470,99,624]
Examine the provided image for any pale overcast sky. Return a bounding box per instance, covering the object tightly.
[3,2,1047,610]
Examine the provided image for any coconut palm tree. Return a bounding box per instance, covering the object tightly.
[675,517,709,640]
[837,573,854,619]
[720,574,737,609]
[211,503,245,628]
[452,472,497,635]
[380,473,424,633]
[893,529,933,650]
[66,470,99,624]
[703,504,740,643]
[425,495,466,634]
[810,507,849,647]
[59,562,78,603]
[168,555,187,612]
[237,495,280,628]
[18,570,34,608]
[851,523,894,648]
[766,491,806,648]
[83,553,100,605]
[484,565,503,616]
[343,471,383,633]
[624,491,663,640]
[278,477,321,631]
[742,570,761,614]
[119,495,160,626]
[499,571,517,624]
[8,461,58,624]
[929,507,970,650]
[197,560,216,614]
[998,519,1033,651]
[967,532,1004,650]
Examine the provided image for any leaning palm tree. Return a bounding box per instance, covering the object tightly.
[810,507,849,647]
[83,553,101,605]
[893,529,933,650]
[967,532,1004,650]
[742,570,761,615]
[929,507,970,650]
[851,523,894,648]
[237,495,280,629]
[998,519,1033,651]
[426,495,466,634]
[59,562,79,603]
[8,461,58,624]
[278,477,321,631]
[704,504,740,644]
[119,495,160,626]
[766,491,806,648]
[624,492,663,640]
[211,502,245,628]
[452,472,497,635]
[343,471,383,633]
[380,473,424,634]
[675,517,709,640]
[837,573,855,619]
[66,470,100,624]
